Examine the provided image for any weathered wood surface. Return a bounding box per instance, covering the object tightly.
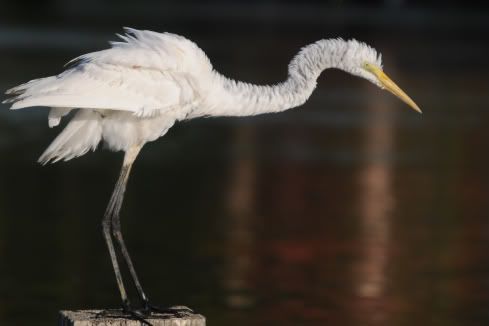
[58,309,206,326]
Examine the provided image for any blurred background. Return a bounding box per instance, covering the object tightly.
[1,0,489,325]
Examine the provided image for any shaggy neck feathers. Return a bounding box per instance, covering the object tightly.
[202,39,351,117]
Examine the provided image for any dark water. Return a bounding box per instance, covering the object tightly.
[1,23,489,326]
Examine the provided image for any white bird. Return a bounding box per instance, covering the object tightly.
[3,28,421,320]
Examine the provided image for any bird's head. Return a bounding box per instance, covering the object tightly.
[341,40,421,113]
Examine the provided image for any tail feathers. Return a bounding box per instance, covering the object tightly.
[39,110,102,164]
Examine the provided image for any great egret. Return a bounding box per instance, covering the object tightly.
[3,28,421,320]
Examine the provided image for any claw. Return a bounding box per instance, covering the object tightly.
[93,302,193,325]
[123,308,153,326]
[94,304,153,326]
[142,301,194,317]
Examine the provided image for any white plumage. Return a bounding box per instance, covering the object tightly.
[39,110,102,163]
[3,28,420,315]
[6,28,215,162]
[4,28,412,164]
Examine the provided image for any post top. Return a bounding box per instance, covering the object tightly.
[59,309,206,326]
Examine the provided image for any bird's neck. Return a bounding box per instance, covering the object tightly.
[198,39,349,117]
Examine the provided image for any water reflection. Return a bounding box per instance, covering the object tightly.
[353,88,394,324]
[223,125,257,309]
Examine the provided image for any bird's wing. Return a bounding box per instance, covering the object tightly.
[4,28,212,117]
[6,64,192,117]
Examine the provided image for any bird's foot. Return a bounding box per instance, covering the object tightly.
[142,300,194,318]
[94,303,153,326]
[93,302,193,325]
[122,303,154,326]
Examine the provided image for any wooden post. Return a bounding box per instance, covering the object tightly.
[58,309,206,326]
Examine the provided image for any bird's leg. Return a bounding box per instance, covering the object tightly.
[108,146,150,305]
[102,181,130,308]
[106,145,194,317]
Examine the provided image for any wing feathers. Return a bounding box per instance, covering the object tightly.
[6,64,182,117]
[4,28,210,117]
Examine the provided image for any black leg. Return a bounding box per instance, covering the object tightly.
[108,161,149,303]
[102,146,142,309]
[104,145,153,306]
[113,218,148,302]
[103,145,193,318]
[102,194,129,307]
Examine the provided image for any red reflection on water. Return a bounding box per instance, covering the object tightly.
[223,125,258,309]
[221,91,401,325]
[352,92,396,325]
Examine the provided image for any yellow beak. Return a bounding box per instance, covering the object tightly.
[364,63,422,114]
